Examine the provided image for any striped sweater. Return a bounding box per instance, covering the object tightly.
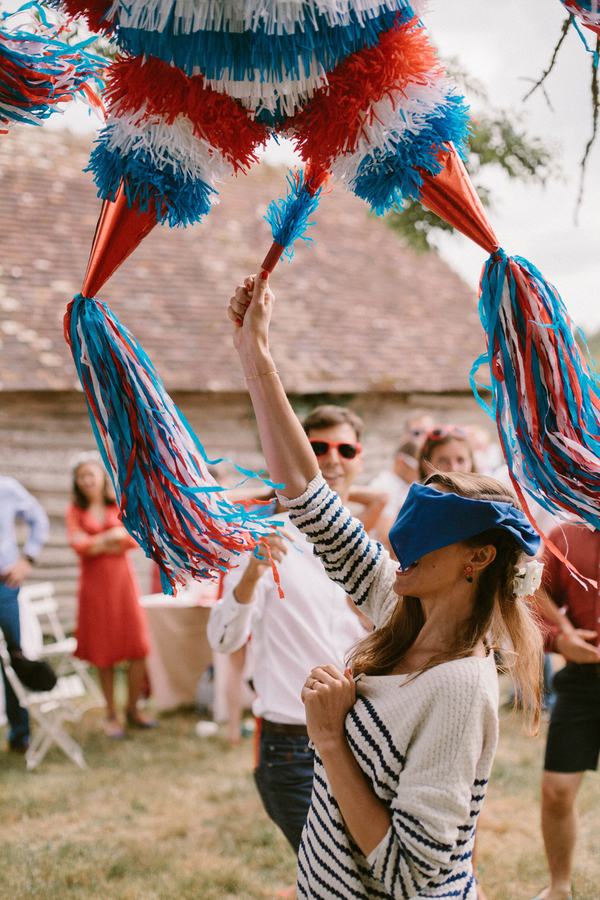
[279,474,499,900]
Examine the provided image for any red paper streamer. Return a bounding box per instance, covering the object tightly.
[104,54,270,171]
[290,16,440,173]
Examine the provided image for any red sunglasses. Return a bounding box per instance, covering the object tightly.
[310,440,362,459]
[425,427,469,443]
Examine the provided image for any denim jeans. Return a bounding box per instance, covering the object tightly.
[0,582,30,748]
[254,729,314,853]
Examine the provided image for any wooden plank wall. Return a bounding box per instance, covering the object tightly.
[0,389,488,630]
[0,390,264,630]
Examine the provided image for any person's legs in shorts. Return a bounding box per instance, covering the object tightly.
[533,667,600,900]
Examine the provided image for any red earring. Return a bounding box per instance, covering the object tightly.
[465,566,474,583]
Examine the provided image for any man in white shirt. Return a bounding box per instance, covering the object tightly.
[207,405,372,866]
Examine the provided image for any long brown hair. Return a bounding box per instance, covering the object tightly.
[72,461,117,511]
[349,471,544,733]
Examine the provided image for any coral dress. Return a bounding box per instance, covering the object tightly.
[65,503,149,668]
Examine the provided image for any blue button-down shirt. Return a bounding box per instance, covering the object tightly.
[0,477,49,571]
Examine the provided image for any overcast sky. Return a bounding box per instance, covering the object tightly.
[29,0,600,332]
[423,0,600,333]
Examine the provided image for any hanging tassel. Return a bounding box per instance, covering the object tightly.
[471,249,600,536]
[65,294,277,594]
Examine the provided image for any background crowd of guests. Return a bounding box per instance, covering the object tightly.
[0,386,598,900]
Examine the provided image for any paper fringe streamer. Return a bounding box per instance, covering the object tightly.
[471,249,600,535]
[264,168,329,261]
[291,16,439,170]
[561,1,600,37]
[0,2,105,133]
[87,12,470,231]
[86,138,218,227]
[65,293,279,594]
[114,5,408,81]
[108,0,429,36]
[104,54,270,170]
[348,93,469,213]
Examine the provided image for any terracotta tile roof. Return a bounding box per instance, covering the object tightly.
[0,127,484,394]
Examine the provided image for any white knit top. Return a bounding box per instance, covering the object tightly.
[279,474,499,900]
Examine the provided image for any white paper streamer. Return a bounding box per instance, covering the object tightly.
[109,0,429,36]
[327,76,454,183]
[104,111,235,186]
[203,56,329,115]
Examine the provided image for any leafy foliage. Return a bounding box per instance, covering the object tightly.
[385,60,559,253]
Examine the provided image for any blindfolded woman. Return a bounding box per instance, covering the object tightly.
[227,273,544,900]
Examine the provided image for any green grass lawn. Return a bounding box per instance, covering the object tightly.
[0,677,598,900]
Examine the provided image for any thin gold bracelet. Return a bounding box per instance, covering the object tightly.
[244,370,279,381]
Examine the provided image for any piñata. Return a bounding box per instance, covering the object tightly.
[43,0,600,586]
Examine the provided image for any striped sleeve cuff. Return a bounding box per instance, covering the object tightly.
[278,474,382,606]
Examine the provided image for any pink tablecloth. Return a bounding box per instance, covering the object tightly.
[141,587,216,711]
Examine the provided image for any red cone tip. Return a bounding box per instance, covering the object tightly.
[419,145,500,255]
[82,183,158,298]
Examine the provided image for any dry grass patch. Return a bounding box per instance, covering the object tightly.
[0,676,598,899]
[0,708,296,899]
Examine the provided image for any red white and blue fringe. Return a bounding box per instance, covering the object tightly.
[471,250,600,547]
[0,2,105,133]
[78,4,467,242]
[50,0,600,584]
[52,0,473,586]
[66,294,279,594]
[561,1,600,37]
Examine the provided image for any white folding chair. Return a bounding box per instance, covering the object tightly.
[0,629,87,770]
[18,583,105,713]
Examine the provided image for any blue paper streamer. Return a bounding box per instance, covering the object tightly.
[264,168,324,260]
[86,140,217,226]
[116,5,411,80]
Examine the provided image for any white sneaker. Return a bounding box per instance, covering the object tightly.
[195,720,219,738]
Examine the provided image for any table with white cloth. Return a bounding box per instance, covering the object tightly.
[140,583,218,712]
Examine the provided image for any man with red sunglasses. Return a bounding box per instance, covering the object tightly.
[208,405,382,898]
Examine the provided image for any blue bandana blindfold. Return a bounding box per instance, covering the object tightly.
[388,483,540,570]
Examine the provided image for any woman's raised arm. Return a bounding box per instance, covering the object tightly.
[228,273,319,499]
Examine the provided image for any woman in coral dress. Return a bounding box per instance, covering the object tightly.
[65,456,155,737]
